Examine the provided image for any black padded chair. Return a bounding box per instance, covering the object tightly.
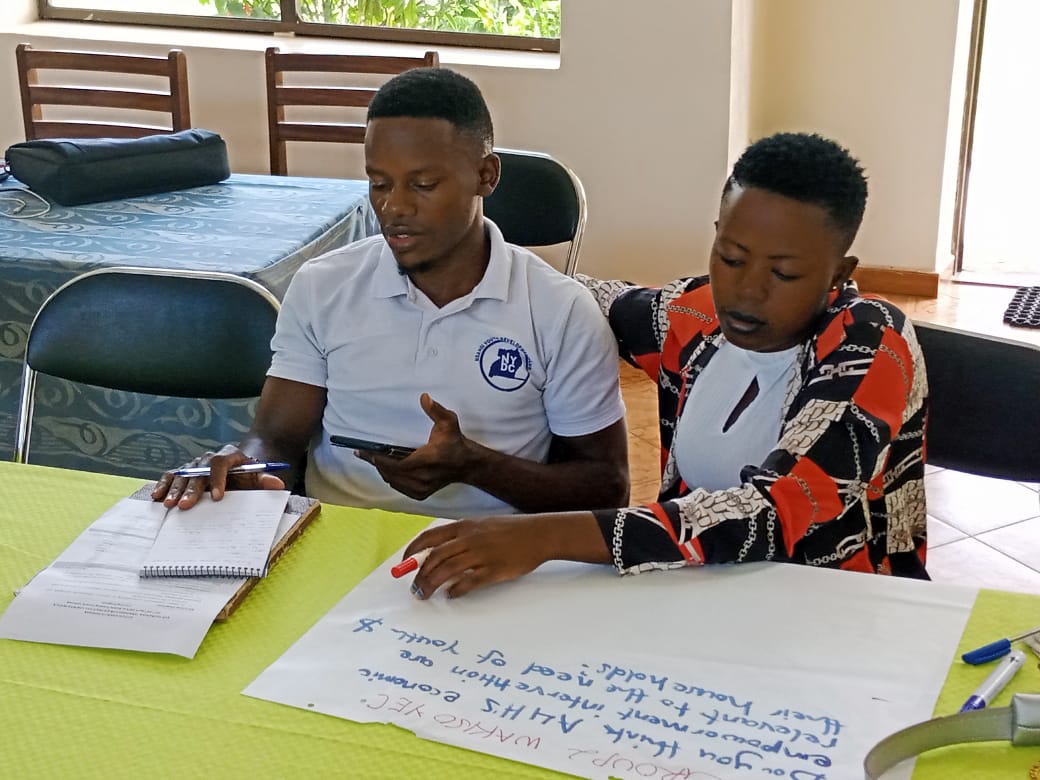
[14,267,280,466]
[483,148,587,276]
[914,320,1040,482]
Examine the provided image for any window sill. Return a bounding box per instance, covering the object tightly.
[7,18,560,71]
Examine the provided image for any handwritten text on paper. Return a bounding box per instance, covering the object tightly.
[348,615,839,779]
[244,558,975,780]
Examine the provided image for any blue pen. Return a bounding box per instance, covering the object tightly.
[172,461,291,477]
[959,649,1026,712]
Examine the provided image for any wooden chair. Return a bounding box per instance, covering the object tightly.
[484,149,588,276]
[914,320,1040,482]
[16,43,192,141]
[265,47,439,176]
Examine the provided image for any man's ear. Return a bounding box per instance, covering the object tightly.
[478,152,500,197]
[833,255,859,289]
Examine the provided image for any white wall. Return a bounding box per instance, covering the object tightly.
[728,0,754,171]
[935,0,974,274]
[0,0,967,281]
[747,0,963,273]
[1,0,35,26]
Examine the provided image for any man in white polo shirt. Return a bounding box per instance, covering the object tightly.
[154,67,629,518]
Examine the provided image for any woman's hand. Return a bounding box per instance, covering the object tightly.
[402,511,608,599]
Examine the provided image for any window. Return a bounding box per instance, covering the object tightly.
[40,0,561,52]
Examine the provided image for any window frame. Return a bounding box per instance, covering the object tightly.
[37,0,561,53]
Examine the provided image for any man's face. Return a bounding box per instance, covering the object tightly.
[709,185,857,352]
[364,116,496,275]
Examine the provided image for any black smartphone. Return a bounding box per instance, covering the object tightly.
[330,435,416,459]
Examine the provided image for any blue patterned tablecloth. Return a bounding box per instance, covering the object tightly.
[0,173,379,477]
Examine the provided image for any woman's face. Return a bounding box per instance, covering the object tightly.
[709,185,857,352]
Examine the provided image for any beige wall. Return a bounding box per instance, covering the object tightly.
[747,0,964,274]
[1,0,966,282]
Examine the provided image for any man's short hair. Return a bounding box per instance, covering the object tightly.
[724,132,868,251]
[367,67,494,154]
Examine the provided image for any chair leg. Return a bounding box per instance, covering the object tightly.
[14,365,38,464]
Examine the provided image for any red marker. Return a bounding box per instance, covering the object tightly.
[391,548,431,578]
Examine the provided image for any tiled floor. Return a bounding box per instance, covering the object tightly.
[619,279,1040,593]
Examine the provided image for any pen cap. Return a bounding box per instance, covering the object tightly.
[963,638,1013,665]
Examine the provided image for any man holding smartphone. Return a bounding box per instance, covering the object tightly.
[153,68,629,519]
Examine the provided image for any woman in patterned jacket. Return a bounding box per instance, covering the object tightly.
[401,132,929,599]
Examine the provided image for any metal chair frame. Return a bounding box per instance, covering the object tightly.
[15,266,280,465]
[484,148,588,277]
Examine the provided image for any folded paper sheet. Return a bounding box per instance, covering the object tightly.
[245,553,976,780]
[0,489,304,657]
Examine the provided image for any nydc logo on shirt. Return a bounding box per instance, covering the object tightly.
[475,337,531,392]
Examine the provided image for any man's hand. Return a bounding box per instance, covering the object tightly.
[357,392,629,513]
[355,392,474,500]
[151,444,285,509]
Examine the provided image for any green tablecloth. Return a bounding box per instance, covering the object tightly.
[1,461,1038,778]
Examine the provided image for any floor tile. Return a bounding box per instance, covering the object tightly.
[927,537,1040,594]
[627,423,658,450]
[978,515,1040,571]
[621,359,662,507]
[628,422,663,444]
[927,515,966,548]
[620,366,658,433]
[926,469,1040,535]
[627,444,662,486]
[631,479,661,505]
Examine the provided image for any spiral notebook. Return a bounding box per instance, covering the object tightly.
[130,484,322,621]
[140,490,292,579]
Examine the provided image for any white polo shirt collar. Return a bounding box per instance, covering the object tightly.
[370,218,513,309]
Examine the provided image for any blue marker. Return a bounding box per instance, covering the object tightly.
[959,649,1026,712]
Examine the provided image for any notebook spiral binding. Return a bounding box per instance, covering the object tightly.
[140,563,264,578]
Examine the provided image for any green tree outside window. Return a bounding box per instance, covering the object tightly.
[200,0,560,38]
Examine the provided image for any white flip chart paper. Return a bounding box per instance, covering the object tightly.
[245,552,975,780]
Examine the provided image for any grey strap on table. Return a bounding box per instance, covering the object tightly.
[864,693,1040,779]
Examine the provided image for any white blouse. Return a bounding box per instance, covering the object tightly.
[672,339,800,492]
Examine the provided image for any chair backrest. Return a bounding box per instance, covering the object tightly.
[16,43,192,141]
[483,148,587,276]
[265,47,439,176]
[14,267,280,465]
[914,320,1040,481]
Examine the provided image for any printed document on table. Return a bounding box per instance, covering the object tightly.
[0,495,287,658]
